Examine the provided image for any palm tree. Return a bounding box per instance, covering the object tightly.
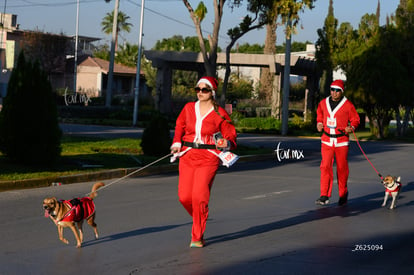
[115,42,138,67]
[101,10,133,51]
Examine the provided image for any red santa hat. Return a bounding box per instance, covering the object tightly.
[330,79,345,92]
[196,76,218,98]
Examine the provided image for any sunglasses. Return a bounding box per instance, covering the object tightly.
[194,87,212,93]
[330,88,342,92]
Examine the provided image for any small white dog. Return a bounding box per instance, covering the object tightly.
[381,176,402,209]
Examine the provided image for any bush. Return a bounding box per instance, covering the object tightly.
[226,74,254,103]
[140,115,172,157]
[236,117,281,130]
[230,111,245,126]
[0,51,62,164]
[289,113,314,131]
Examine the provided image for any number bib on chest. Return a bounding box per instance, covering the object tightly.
[326,117,337,129]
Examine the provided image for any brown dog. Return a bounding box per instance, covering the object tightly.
[43,182,104,248]
[381,176,402,210]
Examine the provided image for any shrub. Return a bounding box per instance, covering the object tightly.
[226,74,254,103]
[140,115,172,157]
[236,117,281,130]
[288,113,315,132]
[0,51,62,164]
[230,111,245,126]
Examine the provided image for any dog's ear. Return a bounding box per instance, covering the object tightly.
[397,176,401,182]
[44,197,58,205]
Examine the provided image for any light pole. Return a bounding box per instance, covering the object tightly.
[105,0,120,107]
[281,18,292,136]
[132,0,145,126]
[0,0,7,99]
[73,0,80,94]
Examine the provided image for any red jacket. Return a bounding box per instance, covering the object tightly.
[172,101,237,156]
[317,96,360,147]
[60,197,95,222]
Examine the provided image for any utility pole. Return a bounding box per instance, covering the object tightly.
[132,0,145,126]
[281,18,292,136]
[0,0,7,99]
[73,0,80,94]
[105,0,120,107]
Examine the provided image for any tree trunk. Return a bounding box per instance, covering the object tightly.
[182,0,223,77]
[262,7,278,118]
[221,45,233,107]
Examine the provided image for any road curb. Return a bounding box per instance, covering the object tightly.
[0,154,275,192]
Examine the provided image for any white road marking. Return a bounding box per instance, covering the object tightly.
[243,190,292,200]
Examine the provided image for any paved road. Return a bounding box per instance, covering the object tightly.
[1,125,413,274]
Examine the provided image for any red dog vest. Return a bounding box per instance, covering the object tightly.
[386,182,402,195]
[60,197,95,222]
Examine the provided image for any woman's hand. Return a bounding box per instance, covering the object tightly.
[216,138,228,149]
[171,146,180,154]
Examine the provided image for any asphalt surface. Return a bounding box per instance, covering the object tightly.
[1,124,414,274]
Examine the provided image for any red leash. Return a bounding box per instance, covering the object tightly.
[351,129,383,180]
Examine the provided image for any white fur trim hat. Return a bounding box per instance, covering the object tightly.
[330,79,344,92]
[196,76,218,98]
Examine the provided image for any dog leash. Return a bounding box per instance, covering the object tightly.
[351,129,383,180]
[84,153,173,196]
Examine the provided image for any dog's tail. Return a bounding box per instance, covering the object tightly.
[89,182,105,199]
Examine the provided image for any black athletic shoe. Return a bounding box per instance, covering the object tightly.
[338,193,348,206]
[315,196,329,205]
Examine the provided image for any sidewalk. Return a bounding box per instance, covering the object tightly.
[2,123,288,191]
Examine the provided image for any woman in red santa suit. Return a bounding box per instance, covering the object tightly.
[316,79,360,206]
[170,76,237,248]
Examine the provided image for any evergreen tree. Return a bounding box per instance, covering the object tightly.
[394,0,414,136]
[141,115,171,157]
[347,26,408,138]
[315,0,337,97]
[0,51,62,164]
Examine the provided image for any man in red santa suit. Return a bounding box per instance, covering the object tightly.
[316,79,360,206]
[170,76,237,248]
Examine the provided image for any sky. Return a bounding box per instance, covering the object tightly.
[5,0,401,50]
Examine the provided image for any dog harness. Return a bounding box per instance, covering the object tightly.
[60,197,96,222]
[385,181,402,195]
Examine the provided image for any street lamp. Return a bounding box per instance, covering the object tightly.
[73,0,80,94]
[281,18,292,136]
[132,0,145,126]
[0,0,7,72]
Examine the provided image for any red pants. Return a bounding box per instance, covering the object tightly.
[178,150,219,242]
[320,144,349,198]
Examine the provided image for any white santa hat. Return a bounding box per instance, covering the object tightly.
[196,76,218,98]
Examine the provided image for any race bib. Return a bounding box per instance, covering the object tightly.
[326,117,337,129]
[219,151,239,167]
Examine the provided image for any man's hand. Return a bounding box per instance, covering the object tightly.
[344,126,355,133]
[317,123,324,132]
